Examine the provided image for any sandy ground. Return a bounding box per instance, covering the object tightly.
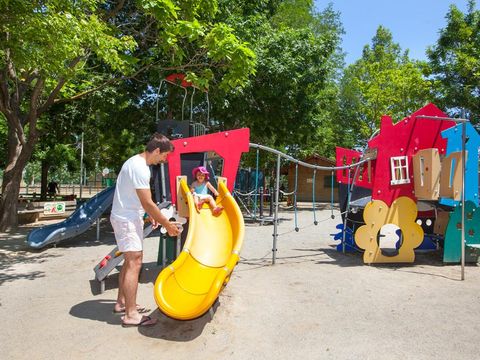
[1,206,480,360]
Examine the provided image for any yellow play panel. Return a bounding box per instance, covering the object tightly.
[154,179,244,320]
[355,196,424,264]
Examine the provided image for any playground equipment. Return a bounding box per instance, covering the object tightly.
[154,178,243,320]
[335,103,477,279]
[248,143,361,264]
[27,186,115,249]
[151,128,249,319]
[241,104,477,282]
[156,73,210,139]
[234,148,337,228]
[93,223,153,293]
[92,202,186,293]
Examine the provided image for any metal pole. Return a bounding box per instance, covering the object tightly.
[259,187,264,219]
[330,170,335,219]
[312,169,318,225]
[254,149,259,220]
[294,163,299,232]
[269,188,273,217]
[461,119,466,280]
[96,218,100,241]
[153,166,161,203]
[341,167,351,254]
[272,154,281,264]
[176,235,181,257]
[249,143,372,172]
[79,132,84,200]
[162,235,167,268]
[160,164,167,203]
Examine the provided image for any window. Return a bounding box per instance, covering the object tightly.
[390,156,410,185]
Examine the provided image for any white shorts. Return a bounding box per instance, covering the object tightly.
[196,194,212,201]
[110,217,144,252]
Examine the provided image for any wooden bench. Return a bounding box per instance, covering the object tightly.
[17,200,77,224]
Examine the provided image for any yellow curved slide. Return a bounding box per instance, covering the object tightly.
[154,178,244,320]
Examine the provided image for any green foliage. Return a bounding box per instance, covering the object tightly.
[0,0,137,82]
[336,26,432,147]
[0,0,256,229]
[426,1,480,122]
[213,1,344,163]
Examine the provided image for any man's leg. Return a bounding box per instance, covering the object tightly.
[114,264,126,312]
[121,251,144,324]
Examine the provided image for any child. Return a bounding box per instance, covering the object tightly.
[190,166,223,215]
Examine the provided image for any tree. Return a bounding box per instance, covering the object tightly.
[213,1,344,159]
[0,0,255,230]
[336,26,432,147]
[426,1,480,122]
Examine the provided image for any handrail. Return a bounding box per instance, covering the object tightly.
[249,143,372,171]
[249,142,372,264]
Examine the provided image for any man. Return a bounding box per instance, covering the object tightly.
[47,180,59,199]
[110,133,180,327]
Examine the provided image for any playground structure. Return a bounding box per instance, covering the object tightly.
[335,103,478,277]
[151,128,249,319]
[154,178,244,320]
[228,104,478,283]
[156,73,210,139]
[26,85,478,323]
[27,186,115,249]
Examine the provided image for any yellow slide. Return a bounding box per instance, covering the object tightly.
[153,178,244,320]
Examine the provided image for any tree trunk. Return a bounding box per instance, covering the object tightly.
[0,167,23,231]
[40,161,50,201]
[0,126,36,231]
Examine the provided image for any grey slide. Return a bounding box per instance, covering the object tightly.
[27,186,115,249]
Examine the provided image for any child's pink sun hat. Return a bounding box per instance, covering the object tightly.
[192,166,209,180]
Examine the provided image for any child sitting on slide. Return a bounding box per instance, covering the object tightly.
[190,166,223,215]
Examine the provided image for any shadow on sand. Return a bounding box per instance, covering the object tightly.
[138,301,219,341]
[89,260,163,295]
[316,245,475,281]
[0,229,57,285]
[238,244,475,281]
[0,218,120,285]
[71,296,219,341]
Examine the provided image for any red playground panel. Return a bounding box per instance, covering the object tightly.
[167,128,250,206]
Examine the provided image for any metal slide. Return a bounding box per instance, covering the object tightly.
[154,179,244,320]
[27,186,115,249]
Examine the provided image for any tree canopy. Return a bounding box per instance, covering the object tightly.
[426,0,480,122]
[1,0,480,231]
[213,0,344,159]
[0,0,256,229]
[336,26,432,147]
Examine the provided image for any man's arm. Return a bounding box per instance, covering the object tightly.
[136,189,180,237]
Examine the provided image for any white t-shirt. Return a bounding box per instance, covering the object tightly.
[111,154,150,221]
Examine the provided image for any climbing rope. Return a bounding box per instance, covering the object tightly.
[234,189,257,196]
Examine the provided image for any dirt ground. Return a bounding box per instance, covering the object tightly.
[1,206,479,360]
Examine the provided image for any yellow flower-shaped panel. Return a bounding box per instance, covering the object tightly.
[355,197,424,264]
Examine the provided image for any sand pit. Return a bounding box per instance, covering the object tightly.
[1,208,479,359]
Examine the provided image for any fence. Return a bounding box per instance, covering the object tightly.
[18,184,108,199]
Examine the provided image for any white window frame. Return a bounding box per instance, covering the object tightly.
[390,156,410,185]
